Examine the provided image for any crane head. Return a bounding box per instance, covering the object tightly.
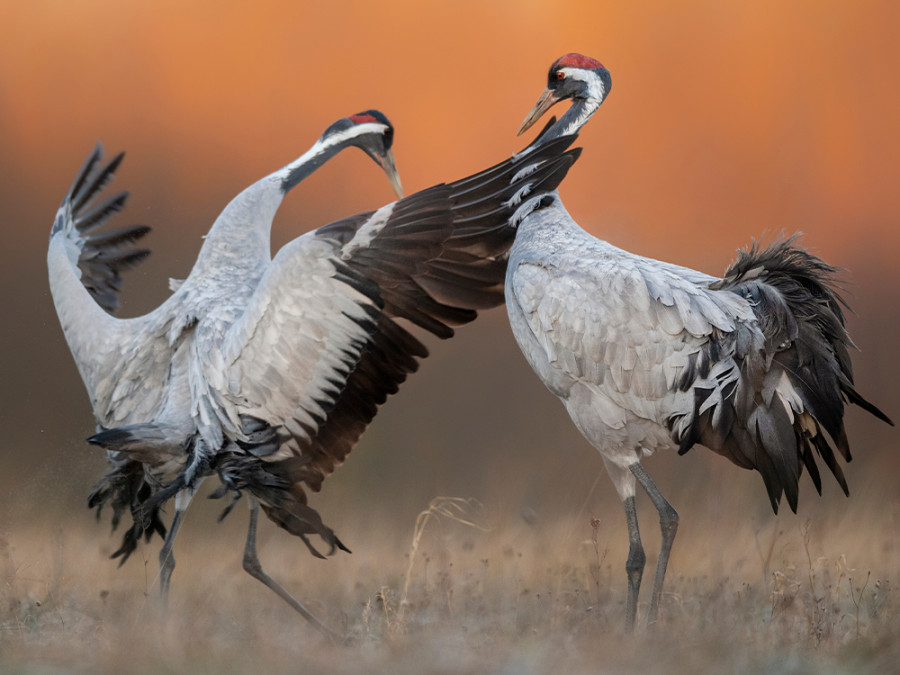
[518,54,612,136]
[326,110,403,199]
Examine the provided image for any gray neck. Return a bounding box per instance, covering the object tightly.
[191,134,358,278]
[281,136,356,193]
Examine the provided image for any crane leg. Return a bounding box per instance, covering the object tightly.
[158,509,183,601]
[242,497,339,642]
[630,462,678,627]
[623,494,645,633]
[158,487,196,602]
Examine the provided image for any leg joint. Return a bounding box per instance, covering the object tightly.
[243,551,263,578]
[659,504,679,533]
[626,541,646,574]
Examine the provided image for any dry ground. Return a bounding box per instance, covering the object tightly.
[2,486,898,675]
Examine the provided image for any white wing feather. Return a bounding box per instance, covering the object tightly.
[208,233,379,452]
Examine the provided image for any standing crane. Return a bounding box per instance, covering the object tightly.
[507,54,893,632]
[49,108,581,637]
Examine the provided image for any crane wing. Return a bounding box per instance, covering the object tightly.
[51,145,151,314]
[216,231,383,448]
[48,145,190,427]
[209,136,581,549]
[510,251,748,403]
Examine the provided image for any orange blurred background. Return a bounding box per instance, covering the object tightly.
[0,1,897,553]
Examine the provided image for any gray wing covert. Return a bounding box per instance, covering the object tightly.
[218,233,382,450]
[93,316,188,426]
[511,256,749,406]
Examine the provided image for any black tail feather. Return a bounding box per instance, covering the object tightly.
[88,455,167,565]
[677,237,890,513]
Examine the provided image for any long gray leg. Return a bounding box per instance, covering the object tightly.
[243,498,339,641]
[630,462,678,627]
[623,494,645,633]
[159,487,197,601]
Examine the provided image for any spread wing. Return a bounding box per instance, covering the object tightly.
[48,146,187,560]
[211,136,581,544]
[51,144,151,314]
[48,145,187,426]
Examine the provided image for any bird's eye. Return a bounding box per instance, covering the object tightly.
[556,71,565,80]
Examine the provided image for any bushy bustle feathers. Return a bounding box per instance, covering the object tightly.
[676,237,892,512]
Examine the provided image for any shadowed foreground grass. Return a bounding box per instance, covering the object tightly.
[2,493,899,674]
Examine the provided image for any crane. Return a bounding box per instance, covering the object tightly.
[50,110,401,631]
[49,108,581,637]
[507,54,893,632]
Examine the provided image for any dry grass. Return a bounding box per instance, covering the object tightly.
[1,488,898,675]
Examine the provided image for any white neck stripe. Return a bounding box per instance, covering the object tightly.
[559,67,606,101]
[272,122,387,184]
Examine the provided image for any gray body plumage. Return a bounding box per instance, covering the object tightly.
[507,203,743,497]
[507,200,889,510]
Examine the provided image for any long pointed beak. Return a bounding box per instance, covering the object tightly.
[378,148,404,199]
[517,88,563,136]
